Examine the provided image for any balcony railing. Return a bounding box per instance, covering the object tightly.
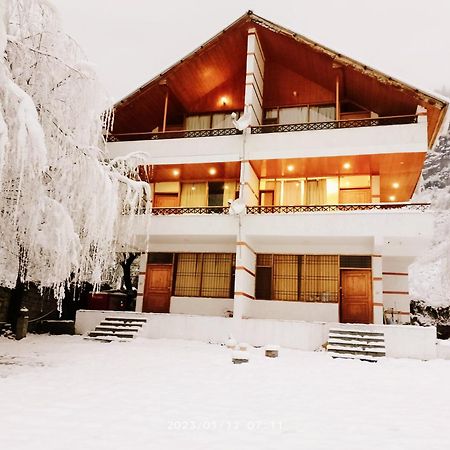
[246,203,430,214]
[250,114,418,135]
[108,127,242,142]
[107,115,418,142]
[147,203,430,215]
[151,206,230,215]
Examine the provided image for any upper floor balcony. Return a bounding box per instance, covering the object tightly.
[107,113,427,165]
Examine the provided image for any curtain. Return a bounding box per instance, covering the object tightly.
[279,107,309,124]
[300,255,339,302]
[180,183,207,207]
[211,113,233,129]
[283,181,302,205]
[305,179,327,205]
[273,255,298,301]
[223,181,237,206]
[309,106,336,122]
[201,254,232,298]
[174,254,202,297]
[185,115,211,130]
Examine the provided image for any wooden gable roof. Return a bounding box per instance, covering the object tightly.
[111,11,448,147]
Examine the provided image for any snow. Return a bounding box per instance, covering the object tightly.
[1,335,450,450]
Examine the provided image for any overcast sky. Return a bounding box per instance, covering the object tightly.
[56,0,450,102]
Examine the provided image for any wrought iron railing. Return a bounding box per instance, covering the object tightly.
[108,127,242,142]
[250,114,418,134]
[107,115,419,141]
[246,203,430,214]
[148,203,430,216]
[151,206,230,215]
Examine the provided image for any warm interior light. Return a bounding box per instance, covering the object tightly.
[287,164,294,172]
[392,182,400,189]
[191,186,196,191]
[220,96,228,106]
[389,195,396,201]
[172,169,180,176]
[208,167,217,175]
[343,162,351,170]
[224,185,229,190]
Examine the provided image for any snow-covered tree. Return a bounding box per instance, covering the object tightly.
[0,0,150,327]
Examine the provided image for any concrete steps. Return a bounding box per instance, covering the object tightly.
[327,327,386,362]
[85,316,147,342]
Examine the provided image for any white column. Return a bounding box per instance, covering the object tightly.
[239,161,259,206]
[372,236,384,324]
[135,253,147,312]
[244,28,265,126]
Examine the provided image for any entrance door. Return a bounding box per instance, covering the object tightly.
[143,265,173,313]
[340,270,372,323]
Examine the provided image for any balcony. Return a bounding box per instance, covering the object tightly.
[106,114,427,163]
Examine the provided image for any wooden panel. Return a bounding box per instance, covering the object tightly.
[154,193,179,207]
[264,61,334,108]
[140,161,241,183]
[143,265,173,313]
[251,152,426,202]
[339,188,371,204]
[340,270,372,324]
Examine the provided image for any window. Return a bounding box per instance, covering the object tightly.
[255,254,340,302]
[174,253,235,298]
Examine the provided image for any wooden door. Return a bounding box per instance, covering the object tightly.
[143,265,173,313]
[260,191,274,206]
[340,270,372,324]
[154,193,179,207]
[339,188,371,204]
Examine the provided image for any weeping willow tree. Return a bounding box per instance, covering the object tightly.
[0,0,150,330]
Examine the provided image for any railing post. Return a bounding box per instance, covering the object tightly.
[15,307,29,340]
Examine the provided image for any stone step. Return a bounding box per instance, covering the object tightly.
[328,333,385,342]
[88,331,135,339]
[95,326,140,333]
[327,346,386,357]
[84,336,130,343]
[99,321,144,328]
[329,352,381,362]
[328,339,385,349]
[329,328,384,337]
[104,317,147,323]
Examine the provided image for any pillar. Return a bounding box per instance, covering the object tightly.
[135,253,147,312]
[233,240,256,321]
[372,236,384,324]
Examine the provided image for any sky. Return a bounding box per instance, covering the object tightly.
[56,0,450,103]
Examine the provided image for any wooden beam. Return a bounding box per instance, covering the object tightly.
[335,74,340,120]
[162,89,169,132]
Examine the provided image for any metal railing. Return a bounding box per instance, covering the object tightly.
[147,203,430,216]
[108,127,242,142]
[250,114,418,134]
[107,115,418,142]
[246,203,430,214]
[151,206,230,215]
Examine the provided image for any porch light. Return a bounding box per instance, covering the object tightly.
[343,162,351,170]
[392,182,400,189]
[191,186,196,191]
[172,169,180,176]
[389,195,396,201]
[209,167,217,175]
[220,96,228,107]
[287,164,294,172]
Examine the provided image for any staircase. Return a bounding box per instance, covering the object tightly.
[86,317,147,342]
[327,327,386,362]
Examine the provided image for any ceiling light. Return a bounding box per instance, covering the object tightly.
[389,195,396,201]
[392,182,400,189]
[220,96,228,107]
[287,164,294,172]
[172,169,180,176]
[208,167,217,175]
[343,162,351,170]
[191,186,196,191]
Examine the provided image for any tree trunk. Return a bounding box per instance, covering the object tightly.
[7,247,27,334]
[120,253,139,291]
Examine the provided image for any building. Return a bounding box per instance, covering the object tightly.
[106,11,448,326]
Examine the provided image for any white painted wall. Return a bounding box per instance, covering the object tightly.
[246,122,427,161]
[75,310,437,360]
[107,122,427,164]
[169,296,233,317]
[242,298,339,322]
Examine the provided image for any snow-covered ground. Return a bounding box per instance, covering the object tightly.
[1,336,450,450]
